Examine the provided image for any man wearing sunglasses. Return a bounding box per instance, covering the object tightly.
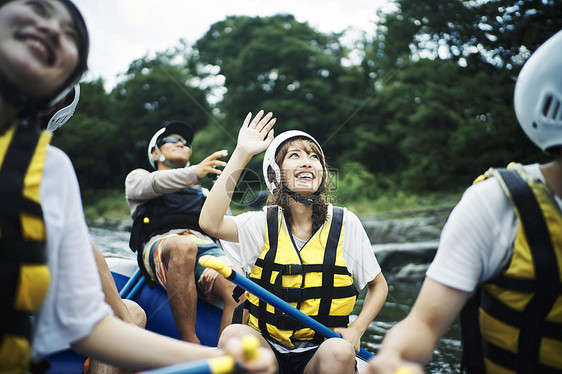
[125,120,242,345]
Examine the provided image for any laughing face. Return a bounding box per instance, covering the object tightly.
[0,0,80,99]
[279,138,325,196]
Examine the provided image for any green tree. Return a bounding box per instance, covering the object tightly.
[192,14,367,190]
[52,5,559,206]
[109,51,212,172]
[51,80,122,190]
[355,0,556,193]
[380,0,561,71]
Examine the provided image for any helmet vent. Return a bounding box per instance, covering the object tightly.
[540,93,562,123]
[553,101,561,119]
[542,95,552,116]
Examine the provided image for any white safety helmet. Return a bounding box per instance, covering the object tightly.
[262,130,325,193]
[147,121,194,169]
[514,30,562,153]
[147,127,166,169]
[47,83,80,132]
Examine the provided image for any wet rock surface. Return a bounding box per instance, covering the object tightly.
[360,206,451,244]
[360,206,453,277]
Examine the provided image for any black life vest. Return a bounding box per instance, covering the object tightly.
[0,123,51,374]
[128,187,206,286]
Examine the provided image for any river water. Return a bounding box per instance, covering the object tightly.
[90,222,462,374]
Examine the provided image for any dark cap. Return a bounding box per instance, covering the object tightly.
[158,121,195,147]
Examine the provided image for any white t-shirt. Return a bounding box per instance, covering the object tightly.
[31,146,111,361]
[220,204,381,290]
[427,163,562,292]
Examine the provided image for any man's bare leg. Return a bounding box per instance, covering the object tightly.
[212,272,245,338]
[162,236,200,344]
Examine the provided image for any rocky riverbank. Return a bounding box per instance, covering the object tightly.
[90,205,454,277]
[361,206,452,277]
[92,207,451,242]
[90,216,132,232]
[361,206,450,244]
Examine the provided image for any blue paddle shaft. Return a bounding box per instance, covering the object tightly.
[119,269,142,298]
[124,276,145,300]
[231,272,374,361]
[140,359,212,374]
[141,353,238,374]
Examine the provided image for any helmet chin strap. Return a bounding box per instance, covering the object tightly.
[154,144,189,169]
[281,185,323,221]
[281,185,320,205]
[0,68,67,118]
[162,160,190,169]
[163,159,180,169]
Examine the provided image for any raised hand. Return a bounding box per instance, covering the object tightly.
[195,150,228,180]
[236,110,276,157]
[199,110,277,244]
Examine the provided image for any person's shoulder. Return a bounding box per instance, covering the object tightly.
[42,146,81,198]
[467,167,506,193]
[233,208,266,224]
[126,168,150,180]
[471,164,541,196]
[46,144,70,161]
[241,208,267,218]
[453,174,510,218]
[261,204,279,215]
[45,145,74,173]
[128,167,150,175]
[523,163,542,181]
[332,204,359,221]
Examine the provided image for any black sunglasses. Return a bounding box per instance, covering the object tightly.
[158,136,188,147]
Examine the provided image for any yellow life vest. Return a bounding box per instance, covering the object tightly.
[0,124,51,374]
[246,205,358,348]
[462,163,562,374]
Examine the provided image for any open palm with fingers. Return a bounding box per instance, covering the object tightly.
[237,110,276,156]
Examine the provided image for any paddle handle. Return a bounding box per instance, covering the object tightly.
[141,336,260,374]
[395,368,415,374]
[242,335,260,362]
[140,356,234,374]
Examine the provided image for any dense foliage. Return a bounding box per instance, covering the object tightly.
[52,1,560,207]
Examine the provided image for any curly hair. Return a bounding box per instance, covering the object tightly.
[265,138,333,233]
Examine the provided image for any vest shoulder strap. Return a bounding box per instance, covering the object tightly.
[0,124,50,373]
[494,168,560,371]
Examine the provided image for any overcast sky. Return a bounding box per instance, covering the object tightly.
[71,0,393,90]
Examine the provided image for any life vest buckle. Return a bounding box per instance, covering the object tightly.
[283,264,303,275]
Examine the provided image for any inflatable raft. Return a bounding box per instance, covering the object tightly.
[44,255,223,373]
